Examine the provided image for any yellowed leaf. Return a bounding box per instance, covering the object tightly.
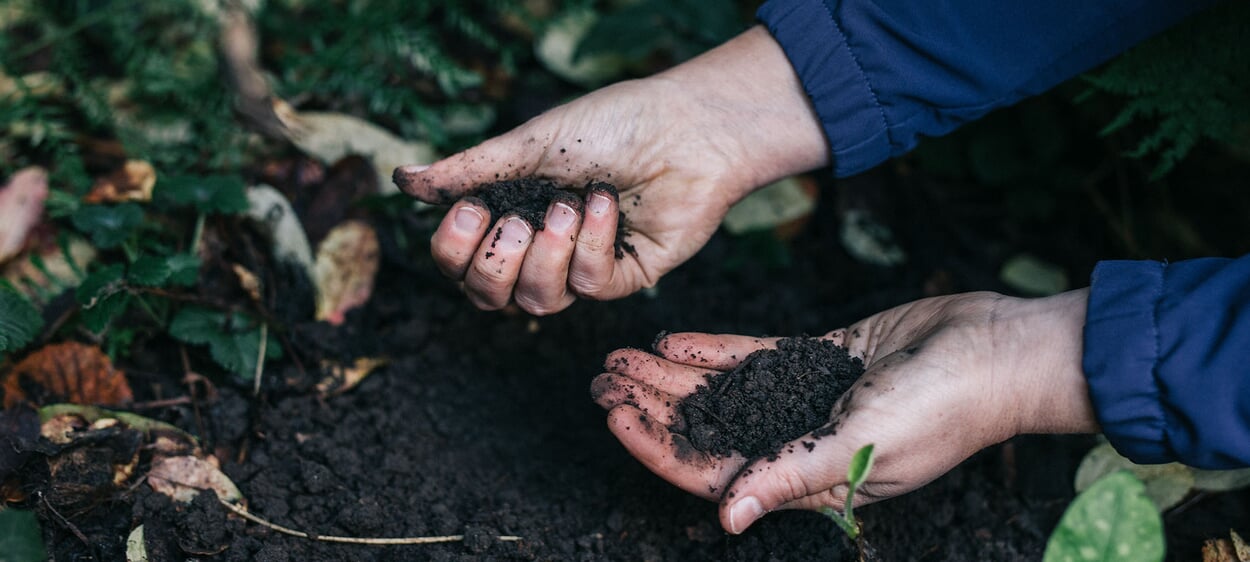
[148,455,242,504]
[314,220,379,325]
[3,232,95,303]
[316,357,387,397]
[3,342,134,409]
[84,160,156,204]
[1232,529,1250,561]
[0,167,48,264]
[1205,538,1238,562]
[231,263,263,302]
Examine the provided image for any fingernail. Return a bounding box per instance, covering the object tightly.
[454,206,483,232]
[399,164,430,174]
[588,193,611,216]
[546,202,577,232]
[729,496,765,534]
[501,217,532,249]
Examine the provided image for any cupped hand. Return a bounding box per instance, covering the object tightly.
[591,290,1097,534]
[393,26,827,315]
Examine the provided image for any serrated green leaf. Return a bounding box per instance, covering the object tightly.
[164,254,200,287]
[170,306,281,378]
[1044,471,1163,562]
[76,264,125,306]
[156,174,248,214]
[44,188,80,219]
[0,508,46,562]
[80,292,130,334]
[127,254,171,286]
[70,203,144,248]
[847,443,875,488]
[0,283,43,353]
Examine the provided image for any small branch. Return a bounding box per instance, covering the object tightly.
[218,498,522,545]
[252,323,268,396]
[40,492,90,545]
[130,396,193,410]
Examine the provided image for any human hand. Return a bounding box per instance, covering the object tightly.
[393,26,827,315]
[591,290,1097,534]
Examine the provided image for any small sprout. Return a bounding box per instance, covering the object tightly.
[822,443,875,540]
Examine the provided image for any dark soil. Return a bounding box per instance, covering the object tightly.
[680,337,864,459]
[470,178,637,258]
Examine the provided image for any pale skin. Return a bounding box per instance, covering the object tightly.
[396,26,1099,533]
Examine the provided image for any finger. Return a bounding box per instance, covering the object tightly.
[429,198,491,279]
[606,405,741,501]
[568,185,621,300]
[463,215,533,310]
[513,195,582,316]
[718,425,867,534]
[603,348,713,396]
[393,131,548,203]
[653,333,780,369]
[590,374,682,428]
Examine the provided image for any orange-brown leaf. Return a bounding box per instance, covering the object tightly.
[83,160,156,204]
[2,342,133,409]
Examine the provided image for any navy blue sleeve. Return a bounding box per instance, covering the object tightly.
[756,0,1217,178]
[1084,256,1250,469]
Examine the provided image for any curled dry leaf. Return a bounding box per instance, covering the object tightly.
[3,342,134,409]
[231,263,263,302]
[316,357,387,397]
[147,455,242,504]
[2,232,96,303]
[246,184,315,278]
[275,101,438,195]
[0,167,49,264]
[314,220,379,325]
[84,160,157,204]
[723,176,818,238]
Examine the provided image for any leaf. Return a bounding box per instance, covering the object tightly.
[155,174,249,214]
[1076,442,1195,511]
[1000,254,1069,297]
[0,508,46,562]
[839,209,906,267]
[127,254,171,286]
[147,455,242,504]
[314,220,379,325]
[275,105,438,195]
[245,184,314,276]
[2,341,134,409]
[316,357,387,397]
[1044,471,1164,562]
[538,9,629,88]
[1191,468,1250,493]
[2,233,96,304]
[847,443,875,488]
[0,282,42,353]
[76,264,128,333]
[0,167,49,264]
[164,253,200,287]
[70,203,144,248]
[723,177,817,235]
[37,404,194,443]
[169,306,281,379]
[126,525,147,562]
[84,160,156,204]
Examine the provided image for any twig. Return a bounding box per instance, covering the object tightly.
[39,492,90,545]
[218,498,522,545]
[253,323,267,396]
[130,396,193,410]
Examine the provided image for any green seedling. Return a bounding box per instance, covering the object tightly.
[821,443,875,540]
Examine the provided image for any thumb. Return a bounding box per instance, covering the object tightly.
[392,129,550,203]
[718,430,866,534]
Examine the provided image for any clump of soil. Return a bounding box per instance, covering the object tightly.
[679,338,864,459]
[471,178,637,258]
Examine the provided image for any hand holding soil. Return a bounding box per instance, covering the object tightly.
[393,26,828,315]
[592,290,1097,535]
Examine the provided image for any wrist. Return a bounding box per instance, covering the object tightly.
[997,289,1099,436]
[651,25,829,202]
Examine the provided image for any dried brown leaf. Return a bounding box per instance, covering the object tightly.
[0,167,49,264]
[1205,538,1238,562]
[147,455,242,504]
[2,231,96,303]
[316,357,387,397]
[84,160,156,204]
[314,220,379,325]
[1232,529,1250,561]
[3,342,134,409]
[231,263,263,302]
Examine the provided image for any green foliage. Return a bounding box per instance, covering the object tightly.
[821,443,874,540]
[576,0,743,64]
[170,306,281,379]
[0,508,46,562]
[154,174,249,214]
[76,264,129,333]
[70,203,144,249]
[1083,1,1250,179]
[1044,471,1163,562]
[0,283,44,353]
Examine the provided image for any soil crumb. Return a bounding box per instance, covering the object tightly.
[471,178,637,259]
[679,338,864,459]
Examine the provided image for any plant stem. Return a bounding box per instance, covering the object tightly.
[189,213,206,255]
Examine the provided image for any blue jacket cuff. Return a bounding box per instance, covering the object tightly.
[757,0,890,178]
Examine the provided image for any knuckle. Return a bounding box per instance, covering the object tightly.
[514,292,559,317]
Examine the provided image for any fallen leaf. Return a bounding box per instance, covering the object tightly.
[0,167,49,265]
[246,184,315,278]
[840,209,907,267]
[231,263,263,302]
[276,102,438,195]
[1204,537,1239,562]
[37,403,193,442]
[147,455,242,504]
[2,232,96,303]
[84,160,157,204]
[1192,468,1250,493]
[723,176,817,236]
[3,342,134,409]
[126,525,148,562]
[314,220,379,325]
[316,357,387,397]
[42,419,142,508]
[1235,530,1250,561]
[1075,442,1195,511]
[1000,254,1068,297]
[535,9,627,87]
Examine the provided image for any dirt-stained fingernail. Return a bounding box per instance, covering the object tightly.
[501,217,532,249]
[454,206,484,233]
[728,496,765,534]
[547,202,577,233]
[588,193,612,216]
[399,164,430,174]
